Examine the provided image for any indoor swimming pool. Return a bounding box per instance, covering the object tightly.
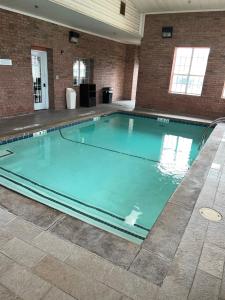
[0,113,211,243]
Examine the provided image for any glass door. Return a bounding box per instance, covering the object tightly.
[31,50,49,110]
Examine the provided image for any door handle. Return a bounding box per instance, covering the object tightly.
[43,83,46,87]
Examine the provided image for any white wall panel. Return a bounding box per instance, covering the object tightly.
[50,0,141,35]
[133,0,225,13]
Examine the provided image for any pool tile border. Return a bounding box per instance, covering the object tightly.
[119,110,210,126]
[0,110,210,146]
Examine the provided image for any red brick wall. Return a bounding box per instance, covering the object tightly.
[136,12,225,118]
[0,9,128,117]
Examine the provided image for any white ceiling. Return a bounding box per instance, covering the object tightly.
[133,0,225,13]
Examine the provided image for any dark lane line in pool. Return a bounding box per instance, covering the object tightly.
[59,129,160,163]
[0,166,149,232]
[0,174,145,241]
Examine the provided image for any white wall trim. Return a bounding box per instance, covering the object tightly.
[139,13,145,37]
[0,5,140,45]
[145,8,225,15]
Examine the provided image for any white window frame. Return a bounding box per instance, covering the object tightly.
[169,47,210,97]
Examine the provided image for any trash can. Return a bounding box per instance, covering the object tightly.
[102,87,113,103]
[66,88,76,109]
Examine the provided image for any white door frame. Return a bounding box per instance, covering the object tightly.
[31,49,49,110]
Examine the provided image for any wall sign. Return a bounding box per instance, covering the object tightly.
[0,59,12,66]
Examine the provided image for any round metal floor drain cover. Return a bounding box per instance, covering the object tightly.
[199,208,222,222]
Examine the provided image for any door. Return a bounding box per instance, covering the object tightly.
[31,50,49,110]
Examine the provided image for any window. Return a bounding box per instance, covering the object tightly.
[120,1,126,16]
[73,58,93,86]
[169,47,210,96]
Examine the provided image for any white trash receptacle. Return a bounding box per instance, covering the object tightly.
[66,88,76,109]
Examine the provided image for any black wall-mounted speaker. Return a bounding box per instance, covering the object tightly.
[69,31,80,43]
[162,27,173,38]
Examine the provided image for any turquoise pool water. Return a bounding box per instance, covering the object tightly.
[0,113,210,243]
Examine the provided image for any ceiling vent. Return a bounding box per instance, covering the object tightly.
[120,1,126,16]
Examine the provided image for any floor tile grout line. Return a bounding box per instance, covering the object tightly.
[14,228,151,294]
[186,219,210,300]
[219,259,225,298]
[133,200,196,271]
[0,190,68,233]
[0,282,20,300]
[33,237,147,290]
[2,214,45,232]
[42,218,144,271]
[129,246,174,287]
[0,242,126,300]
[127,246,142,271]
[33,253,134,300]
[198,263,225,280]
[168,198,199,211]
[39,285,79,300]
[39,285,54,300]
[44,213,66,231]
[0,281,30,300]
[127,245,172,275]
[0,244,47,267]
[187,165,223,293]
[0,250,78,300]
[21,230,134,285]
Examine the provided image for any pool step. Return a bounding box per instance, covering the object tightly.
[0,150,13,158]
